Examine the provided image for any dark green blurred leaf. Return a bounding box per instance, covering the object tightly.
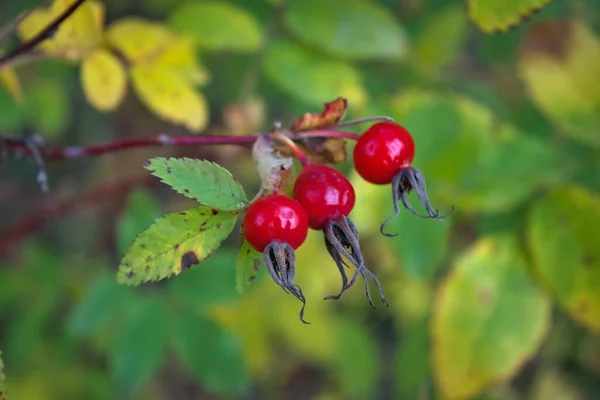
[332,318,378,397]
[169,1,263,52]
[172,311,248,395]
[116,188,161,257]
[235,236,264,294]
[528,186,600,332]
[285,0,406,60]
[24,78,71,139]
[263,39,365,106]
[396,319,430,399]
[432,235,550,399]
[110,296,169,395]
[0,82,24,132]
[168,251,238,310]
[67,272,133,336]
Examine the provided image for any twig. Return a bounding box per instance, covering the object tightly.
[0,175,149,255]
[1,130,360,162]
[0,0,88,69]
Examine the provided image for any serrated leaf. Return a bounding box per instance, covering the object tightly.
[285,0,406,60]
[235,236,264,294]
[111,296,169,394]
[172,311,249,395]
[528,186,600,332]
[432,235,550,399]
[81,48,127,112]
[517,21,600,146]
[468,0,551,32]
[263,39,366,108]
[144,157,247,210]
[169,1,263,52]
[117,205,238,286]
[116,189,161,257]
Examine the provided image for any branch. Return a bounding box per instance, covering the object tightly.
[0,175,149,255]
[0,0,88,69]
[1,130,359,162]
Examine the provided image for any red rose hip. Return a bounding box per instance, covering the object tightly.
[353,121,415,185]
[292,164,356,230]
[243,194,308,252]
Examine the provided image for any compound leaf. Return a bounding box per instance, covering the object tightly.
[432,235,550,399]
[468,0,551,33]
[528,186,600,332]
[235,236,264,294]
[117,205,238,286]
[144,157,247,211]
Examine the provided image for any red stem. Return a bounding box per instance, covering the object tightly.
[0,175,149,255]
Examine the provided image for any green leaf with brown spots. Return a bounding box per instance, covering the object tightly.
[143,157,248,211]
[117,205,238,286]
[468,0,551,33]
[0,349,5,400]
[432,235,550,399]
[528,186,600,332]
[235,235,264,294]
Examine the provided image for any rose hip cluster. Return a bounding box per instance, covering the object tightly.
[243,122,451,323]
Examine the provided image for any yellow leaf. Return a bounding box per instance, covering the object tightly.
[0,68,24,103]
[106,18,172,64]
[81,49,127,111]
[468,0,551,32]
[154,36,210,85]
[131,65,208,131]
[17,8,58,54]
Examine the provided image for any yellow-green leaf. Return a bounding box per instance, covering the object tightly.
[131,65,209,131]
[105,18,171,64]
[285,0,406,60]
[518,21,600,146]
[117,205,238,286]
[528,186,600,332]
[0,68,23,104]
[153,36,210,85]
[143,157,248,211]
[432,236,550,399]
[263,39,366,108]
[16,8,58,54]
[236,236,264,294]
[169,1,263,52]
[81,48,127,112]
[468,0,551,32]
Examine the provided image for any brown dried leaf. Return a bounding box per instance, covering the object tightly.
[291,97,348,132]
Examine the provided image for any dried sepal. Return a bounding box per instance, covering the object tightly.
[380,167,454,237]
[264,241,309,324]
[323,216,388,308]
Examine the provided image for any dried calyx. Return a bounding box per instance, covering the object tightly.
[381,167,454,237]
[323,216,388,308]
[263,241,309,324]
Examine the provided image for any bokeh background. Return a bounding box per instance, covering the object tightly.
[1,0,600,399]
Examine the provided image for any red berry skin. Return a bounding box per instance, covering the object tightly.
[353,121,415,185]
[243,194,308,252]
[293,164,356,230]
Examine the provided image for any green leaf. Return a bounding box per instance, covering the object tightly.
[527,186,600,332]
[0,80,23,132]
[0,349,5,400]
[517,21,600,147]
[67,272,133,336]
[117,205,238,286]
[468,0,551,32]
[432,235,550,399]
[235,236,264,294]
[111,296,169,395]
[168,251,238,310]
[116,188,161,257]
[24,77,71,139]
[332,318,379,397]
[395,320,431,399]
[285,0,406,60]
[144,157,248,211]
[172,311,248,395]
[169,1,263,52]
[263,39,366,106]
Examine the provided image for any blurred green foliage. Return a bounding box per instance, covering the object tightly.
[1,0,600,399]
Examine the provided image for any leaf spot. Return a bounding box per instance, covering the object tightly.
[181,251,200,271]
